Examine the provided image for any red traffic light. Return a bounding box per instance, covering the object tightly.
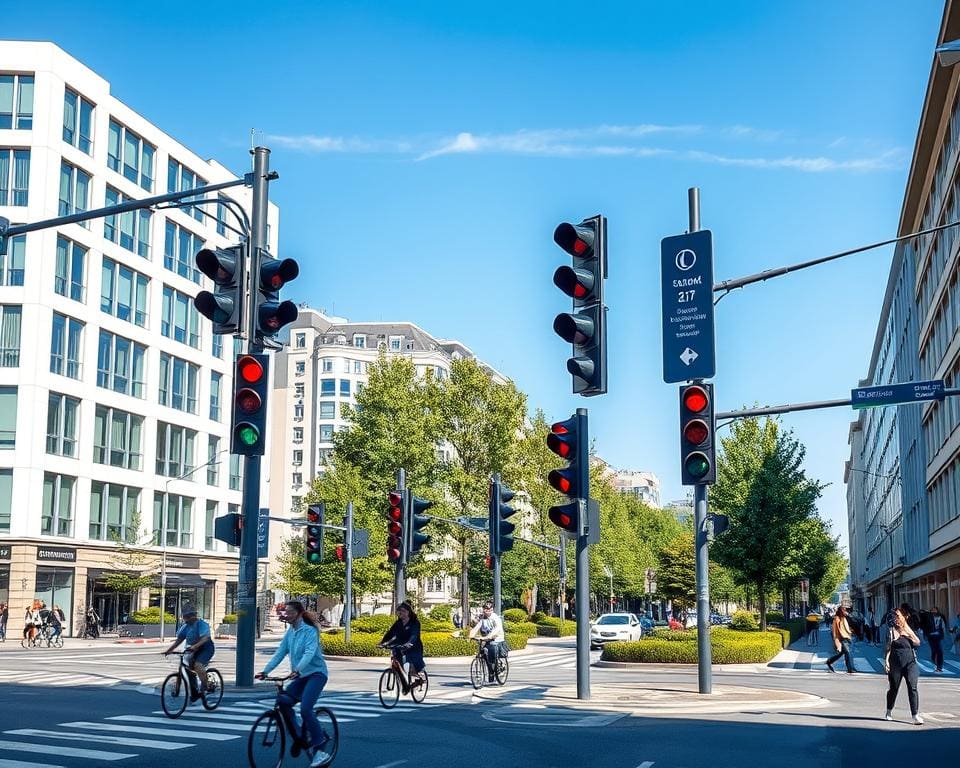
[683,419,709,446]
[335,544,345,562]
[682,385,709,414]
[549,506,575,531]
[554,222,595,257]
[548,469,573,495]
[260,258,300,291]
[236,388,262,415]
[306,508,320,524]
[238,355,265,384]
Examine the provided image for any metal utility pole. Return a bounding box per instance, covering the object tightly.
[688,187,713,695]
[575,407,591,700]
[492,473,503,615]
[236,147,272,688]
[345,502,354,644]
[394,468,406,608]
[559,535,567,634]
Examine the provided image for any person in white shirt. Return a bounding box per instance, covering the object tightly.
[468,602,506,682]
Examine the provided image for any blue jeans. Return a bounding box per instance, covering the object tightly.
[278,672,328,749]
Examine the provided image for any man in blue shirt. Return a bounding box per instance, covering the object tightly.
[163,606,215,700]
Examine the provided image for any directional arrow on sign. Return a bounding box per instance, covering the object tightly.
[680,347,699,366]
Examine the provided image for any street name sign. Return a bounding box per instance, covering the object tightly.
[851,379,944,410]
[661,229,716,383]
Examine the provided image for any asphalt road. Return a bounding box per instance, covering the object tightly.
[0,636,957,768]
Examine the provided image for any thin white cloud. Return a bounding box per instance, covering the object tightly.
[684,148,907,172]
[264,134,412,153]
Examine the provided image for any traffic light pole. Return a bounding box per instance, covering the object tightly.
[688,187,713,696]
[236,147,273,688]
[574,407,591,701]
[345,501,354,644]
[394,468,406,609]
[492,473,503,615]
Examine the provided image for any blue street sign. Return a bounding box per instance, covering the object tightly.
[661,230,716,383]
[851,379,945,410]
[257,507,269,559]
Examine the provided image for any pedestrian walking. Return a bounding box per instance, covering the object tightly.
[0,602,7,641]
[22,604,39,641]
[867,606,879,646]
[884,607,923,725]
[84,607,100,639]
[951,612,960,654]
[826,605,856,673]
[926,607,947,673]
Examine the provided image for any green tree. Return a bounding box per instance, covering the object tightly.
[657,531,696,611]
[710,418,825,630]
[102,512,156,598]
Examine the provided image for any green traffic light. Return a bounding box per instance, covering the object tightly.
[685,453,710,479]
[237,424,259,446]
[308,552,321,564]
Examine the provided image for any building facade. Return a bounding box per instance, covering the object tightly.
[846,2,960,622]
[610,470,662,508]
[0,41,277,635]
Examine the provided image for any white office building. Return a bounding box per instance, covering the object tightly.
[0,41,278,634]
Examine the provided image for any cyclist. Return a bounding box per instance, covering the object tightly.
[46,606,63,644]
[162,606,215,701]
[380,601,426,690]
[256,600,330,768]
[22,604,39,642]
[468,601,506,683]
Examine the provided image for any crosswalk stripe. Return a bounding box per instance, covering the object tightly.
[61,721,238,741]
[151,710,260,722]
[0,739,134,761]
[0,759,66,768]
[5,728,191,750]
[108,715,252,732]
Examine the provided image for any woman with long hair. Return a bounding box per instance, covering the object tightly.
[380,601,426,689]
[884,607,923,725]
[825,605,855,674]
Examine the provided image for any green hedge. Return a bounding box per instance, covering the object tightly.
[221,613,238,624]
[535,618,577,637]
[765,611,784,623]
[649,628,697,641]
[531,611,548,623]
[505,621,539,637]
[131,607,176,625]
[782,619,806,644]
[346,614,455,635]
[503,608,528,624]
[321,630,528,657]
[428,604,453,622]
[730,610,759,631]
[600,628,784,664]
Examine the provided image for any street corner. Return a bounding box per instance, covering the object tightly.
[538,683,830,716]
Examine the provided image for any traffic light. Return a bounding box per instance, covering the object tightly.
[489,479,517,556]
[213,513,241,547]
[406,492,433,559]
[679,383,716,485]
[195,244,245,335]
[255,249,299,341]
[334,544,345,562]
[705,513,729,543]
[553,216,607,396]
[304,503,324,564]
[386,491,404,563]
[232,354,270,455]
[547,413,587,538]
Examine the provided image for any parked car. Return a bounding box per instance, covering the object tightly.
[590,612,644,649]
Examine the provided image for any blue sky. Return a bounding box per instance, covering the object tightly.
[9,2,948,551]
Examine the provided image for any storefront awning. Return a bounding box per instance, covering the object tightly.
[157,573,208,588]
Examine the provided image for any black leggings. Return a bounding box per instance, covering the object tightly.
[886,660,919,716]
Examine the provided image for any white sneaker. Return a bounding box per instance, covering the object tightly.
[310,748,331,767]
[884,711,893,721]
[913,714,924,725]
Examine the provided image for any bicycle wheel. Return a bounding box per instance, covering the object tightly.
[51,634,64,649]
[495,656,509,686]
[160,671,189,718]
[470,656,485,689]
[378,668,400,709]
[247,710,285,768]
[311,707,339,767]
[201,668,224,710]
[409,669,429,703]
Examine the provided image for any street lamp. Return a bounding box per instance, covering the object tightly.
[158,449,229,642]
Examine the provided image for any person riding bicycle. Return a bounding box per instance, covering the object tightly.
[46,606,63,643]
[162,606,215,701]
[468,601,506,683]
[256,600,331,768]
[379,601,426,690]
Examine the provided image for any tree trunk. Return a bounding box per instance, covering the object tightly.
[758,580,767,631]
[460,540,470,631]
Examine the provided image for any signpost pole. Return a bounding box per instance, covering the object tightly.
[345,501,354,644]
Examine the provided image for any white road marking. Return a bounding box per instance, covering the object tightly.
[5,728,191,750]
[108,715,252,732]
[373,761,408,768]
[0,739,134,761]
[0,759,66,768]
[637,762,655,768]
[61,721,238,741]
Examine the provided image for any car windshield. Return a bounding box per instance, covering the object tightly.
[597,615,630,625]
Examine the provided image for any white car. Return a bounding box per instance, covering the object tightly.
[590,612,644,649]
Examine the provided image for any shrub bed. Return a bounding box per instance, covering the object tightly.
[131,607,176,625]
[428,604,452,622]
[600,628,784,664]
[729,610,759,631]
[221,613,237,624]
[535,618,577,637]
[531,611,548,623]
[321,630,527,657]
[504,621,539,637]
[781,619,806,644]
[765,611,784,624]
[503,608,528,624]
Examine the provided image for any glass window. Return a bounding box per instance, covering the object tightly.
[0,468,11,532]
[229,454,241,491]
[207,436,220,486]
[101,257,148,326]
[93,405,143,470]
[353,334,365,348]
[293,403,304,420]
[212,333,223,359]
[0,149,30,206]
[155,422,197,477]
[163,221,202,283]
[295,333,306,349]
[158,352,199,413]
[389,335,402,351]
[295,382,305,398]
[107,119,154,191]
[205,500,218,550]
[340,379,351,397]
[293,427,303,443]
[54,236,86,302]
[89,482,139,542]
[319,424,333,441]
[167,158,206,222]
[58,161,91,223]
[0,74,33,129]
[322,359,334,373]
[62,88,94,154]
[320,379,335,396]
[295,361,305,375]
[50,313,83,379]
[319,401,335,419]
[46,392,80,458]
[96,330,146,397]
[0,387,16,449]
[0,233,25,286]
[292,450,303,465]
[104,186,152,258]
[210,372,222,421]
[41,472,75,537]
[152,492,193,548]
[161,285,201,348]
[0,305,21,367]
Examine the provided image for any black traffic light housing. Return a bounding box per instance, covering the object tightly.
[547,412,589,539]
[405,491,433,559]
[679,383,716,485]
[304,503,324,564]
[489,478,517,557]
[232,354,270,456]
[195,243,245,335]
[386,491,404,563]
[553,216,607,396]
[255,248,299,341]
[213,512,241,547]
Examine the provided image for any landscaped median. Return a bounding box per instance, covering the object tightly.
[599,626,793,664]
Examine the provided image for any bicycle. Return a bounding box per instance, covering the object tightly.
[21,625,59,648]
[469,637,509,689]
[160,650,224,718]
[806,620,820,647]
[247,675,338,768]
[41,625,64,648]
[377,642,428,708]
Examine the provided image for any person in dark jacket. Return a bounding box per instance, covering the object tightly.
[379,601,425,690]
[884,607,923,725]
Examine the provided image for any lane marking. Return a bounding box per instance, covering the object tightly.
[108,715,252,732]
[61,721,237,741]
[5,728,191,750]
[637,762,655,768]
[0,739,134,761]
